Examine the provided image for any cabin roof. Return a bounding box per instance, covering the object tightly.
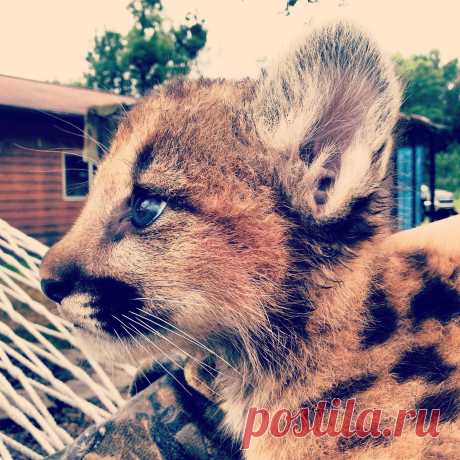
[399,112,447,132]
[0,75,135,116]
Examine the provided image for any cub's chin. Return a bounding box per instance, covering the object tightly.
[58,293,193,368]
[71,323,174,367]
[57,294,149,365]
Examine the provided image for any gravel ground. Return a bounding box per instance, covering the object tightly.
[1,401,94,459]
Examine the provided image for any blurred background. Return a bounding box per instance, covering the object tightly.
[0,2,459,456]
[1,0,459,244]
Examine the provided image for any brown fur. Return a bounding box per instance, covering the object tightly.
[40,21,460,459]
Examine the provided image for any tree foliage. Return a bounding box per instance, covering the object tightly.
[393,51,460,129]
[436,143,460,195]
[85,0,207,96]
[286,0,319,8]
[393,51,460,195]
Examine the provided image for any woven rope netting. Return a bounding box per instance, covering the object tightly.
[0,218,136,459]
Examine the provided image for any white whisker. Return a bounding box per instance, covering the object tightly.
[112,316,192,396]
[133,307,241,375]
[126,313,224,399]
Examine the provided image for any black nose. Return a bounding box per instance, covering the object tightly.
[41,279,73,303]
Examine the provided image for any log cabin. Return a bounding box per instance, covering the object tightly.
[0,75,134,244]
[0,75,451,245]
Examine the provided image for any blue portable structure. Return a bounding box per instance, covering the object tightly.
[393,114,449,230]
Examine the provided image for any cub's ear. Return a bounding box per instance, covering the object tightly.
[250,21,401,221]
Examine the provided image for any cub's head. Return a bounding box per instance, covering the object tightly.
[40,22,401,368]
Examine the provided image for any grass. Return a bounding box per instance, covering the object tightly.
[455,195,460,213]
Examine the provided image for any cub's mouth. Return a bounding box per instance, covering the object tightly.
[42,274,169,338]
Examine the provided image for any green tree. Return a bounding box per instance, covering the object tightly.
[86,31,128,94]
[85,0,207,96]
[393,51,460,199]
[393,51,460,127]
[286,0,319,8]
[436,144,460,195]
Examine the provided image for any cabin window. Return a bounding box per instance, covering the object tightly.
[63,153,95,200]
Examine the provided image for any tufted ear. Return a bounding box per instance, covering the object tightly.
[251,21,401,221]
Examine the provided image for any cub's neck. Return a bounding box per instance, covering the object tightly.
[211,228,389,437]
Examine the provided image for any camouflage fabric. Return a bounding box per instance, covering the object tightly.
[48,365,241,460]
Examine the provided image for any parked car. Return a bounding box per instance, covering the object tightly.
[421,184,457,220]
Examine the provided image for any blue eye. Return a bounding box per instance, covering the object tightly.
[131,195,167,228]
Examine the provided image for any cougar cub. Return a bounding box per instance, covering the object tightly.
[41,21,460,459]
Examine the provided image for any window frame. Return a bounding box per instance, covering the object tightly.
[62,151,96,201]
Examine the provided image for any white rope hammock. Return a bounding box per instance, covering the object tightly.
[0,219,136,459]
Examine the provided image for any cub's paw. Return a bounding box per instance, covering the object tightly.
[129,360,180,396]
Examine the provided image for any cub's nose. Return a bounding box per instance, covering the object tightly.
[40,242,80,303]
[40,278,73,303]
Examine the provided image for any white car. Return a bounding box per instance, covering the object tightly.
[421,184,457,218]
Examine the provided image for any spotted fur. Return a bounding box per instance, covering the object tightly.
[40,21,460,459]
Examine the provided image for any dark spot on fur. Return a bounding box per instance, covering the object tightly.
[391,346,455,384]
[133,142,155,175]
[410,277,460,328]
[314,172,336,207]
[83,277,154,337]
[314,190,328,206]
[324,194,381,246]
[406,250,428,271]
[361,285,398,348]
[371,142,387,164]
[307,191,387,253]
[57,266,171,337]
[321,374,378,402]
[317,174,335,192]
[449,267,459,283]
[275,188,386,270]
[244,295,311,376]
[300,374,378,425]
[262,221,317,355]
[299,141,316,165]
[43,261,163,337]
[338,434,387,451]
[416,389,460,423]
[230,111,250,146]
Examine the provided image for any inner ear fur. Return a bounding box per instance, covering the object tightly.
[250,21,401,221]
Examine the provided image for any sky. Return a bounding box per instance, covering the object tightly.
[0,0,459,84]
